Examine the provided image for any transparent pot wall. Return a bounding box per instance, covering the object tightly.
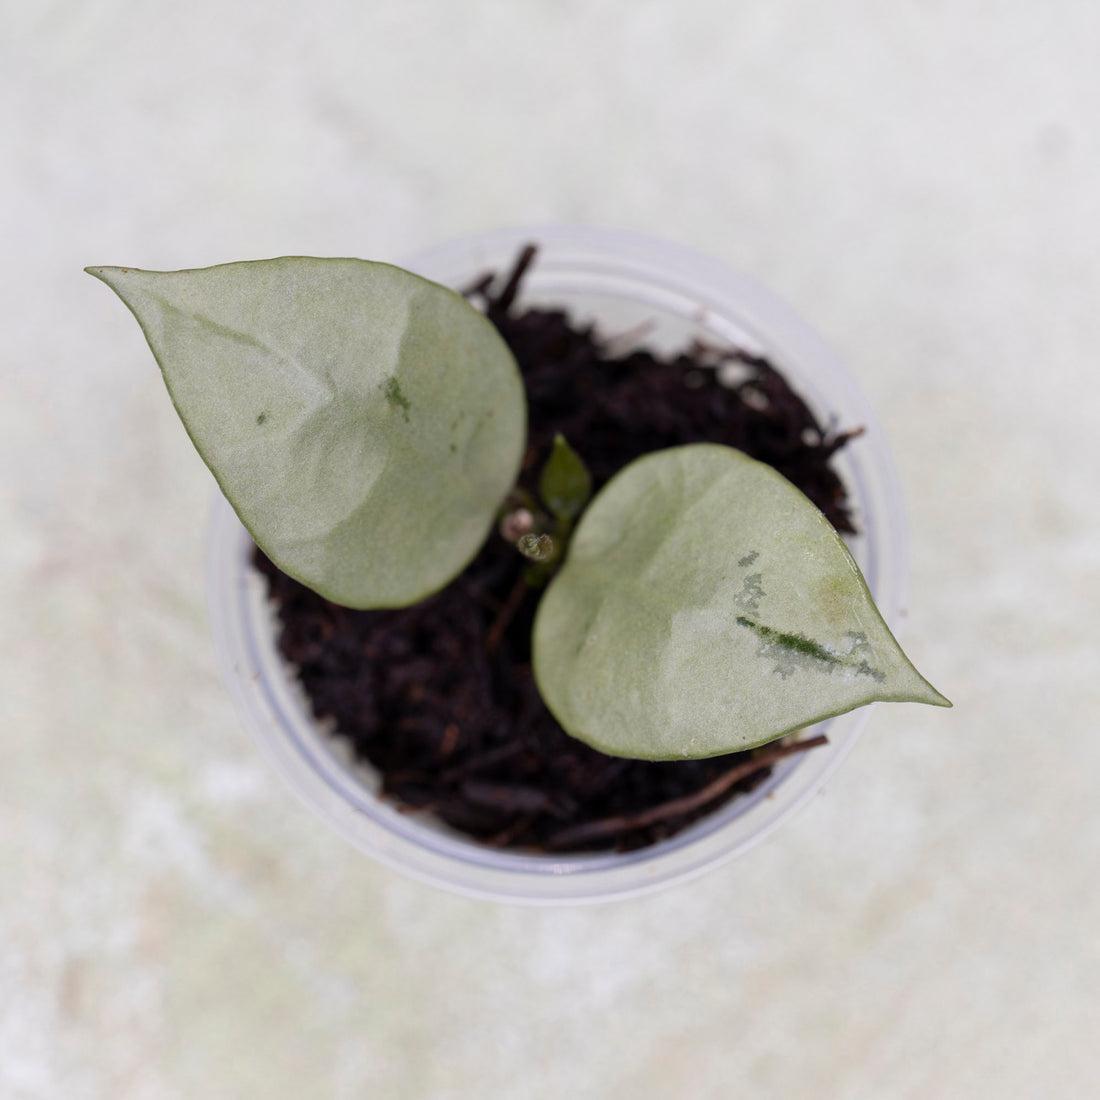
[206,225,909,905]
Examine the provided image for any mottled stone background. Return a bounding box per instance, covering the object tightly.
[4,2,1098,1096]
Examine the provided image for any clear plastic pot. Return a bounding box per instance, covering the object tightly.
[205,225,909,905]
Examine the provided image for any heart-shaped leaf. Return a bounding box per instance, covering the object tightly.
[88,257,526,608]
[533,444,949,759]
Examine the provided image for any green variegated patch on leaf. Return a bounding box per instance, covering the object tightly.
[87,257,526,608]
[532,444,950,760]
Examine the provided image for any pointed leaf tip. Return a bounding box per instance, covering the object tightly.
[533,443,949,760]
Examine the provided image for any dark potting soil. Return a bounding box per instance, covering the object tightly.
[252,245,860,853]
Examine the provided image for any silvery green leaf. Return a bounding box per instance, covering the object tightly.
[532,444,949,760]
[88,257,526,608]
[539,433,592,522]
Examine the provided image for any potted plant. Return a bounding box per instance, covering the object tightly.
[88,225,948,904]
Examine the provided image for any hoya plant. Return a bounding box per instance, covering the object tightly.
[88,256,949,761]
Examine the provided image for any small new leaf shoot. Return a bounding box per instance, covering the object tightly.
[539,433,592,523]
[517,532,555,562]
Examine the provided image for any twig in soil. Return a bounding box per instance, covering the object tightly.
[491,244,538,315]
[820,425,865,456]
[461,272,495,300]
[439,741,527,784]
[484,812,539,848]
[461,779,556,815]
[437,723,461,759]
[485,573,530,655]
[543,734,829,850]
